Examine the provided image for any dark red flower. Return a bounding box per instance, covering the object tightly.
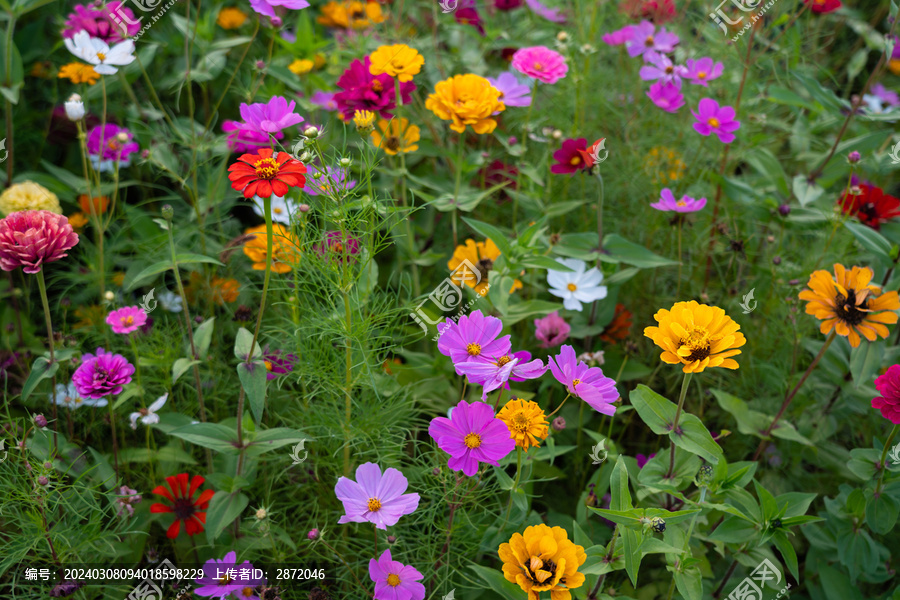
[838,183,900,230]
[456,1,485,35]
[150,474,215,538]
[333,57,416,121]
[228,148,307,199]
[494,0,523,9]
[804,0,841,13]
[619,0,675,23]
[550,138,589,174]
[472,159,519,203]
[873,364,900,424]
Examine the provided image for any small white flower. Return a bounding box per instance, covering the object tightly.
[129,393,168,430]
[64,94,84,121]
[64,30,135,75]
[251,194,295,225]
[158,290,183,313]
[51,383,108,409]
[547,258,608,312]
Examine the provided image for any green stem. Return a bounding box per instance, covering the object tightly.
[547,393,571,418]
[35,270,58,454]
[501,447,523,527]
[875,423,899,494]
[4,16,16,186]
[666,373,693,479]
[451,133,465,246]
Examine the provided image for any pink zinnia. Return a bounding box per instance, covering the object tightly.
[646,81,684,113]
[106,306,148,335]
[873,364,900,424]
[239,96,304,137]
[511,46,568,85]
[692,98,741,143]
[650,189,707,213]
[0,211,79,274]
[437,310,511,374]
[428,400,515,476]
[683,57,724,87]
[72,348,135,399]
[602,25,634,46]
[534,311,571,348]
[548,345,619,415]
[626,21,679,60]
[334,463,420,530]
[368,550,426,600]
[63,2,140,44]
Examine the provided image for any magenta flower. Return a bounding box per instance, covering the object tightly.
[525,0,566,22]
[314,231,361,259]
[222,120,278,153]
[0,211,79,274]
[239,96,304,136]
[72,348,135,399]
[305,165,357,197]
[194,551,264,598]
[692,98,741,143]
[333,57,416,120]
[368,549,426,600]
[334,463,420,530]
[548,345,619,415]
[512,46,568,84]
[455,353,548,399]
[248,0,310,19]
[534,311,571,348]
[646,81,684,113]
[64,2,140,44]
[626,20,679,59]
[873,364,900,424]
[428,400,515,476]
[262,348,296,380]
[636,453,656,469]
[487,72,533,108]
[602,25,634,46]
[455,0,485,35]
[650,189,707,213]
[437,310,511,374]
[86,124,139,171]
[683,57,723,87]
[495,0,524,9]
[310,90,339,111]
[550,138,590,174]
[116,486,142,517]
[639,53,687,85]
[871,83,900,108]
[106,306,148,335]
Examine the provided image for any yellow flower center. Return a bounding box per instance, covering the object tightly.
[466,343,481,356]
[241,588,254,597]
[569,156,581,165]
[680,327,715,362]
[571,378,581,387]
[645,35,654,46]
[665,65,673,74]
[384,135,401,152]
[366,498,382,512]
[464,433,482,449]
[497,355,511,366]
[533,62,543,71]
[387,574,401,587]
[273,206,283,214]
[567,283,577,291]
[698,71,707,79]
[122,316,134,326]
[511,412,530,433]
[371,80,383,92]
[676,200,687,207]
[264,360,273,371]
[254,158,280,180]
[708,117,720,128]
[96,52,106,61]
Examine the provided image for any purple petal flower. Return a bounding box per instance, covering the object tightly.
[534,311,571,348]
[239,96,304,136]
[871,83,900,107]
[691,98,741,144]
[428,400,515,476]
[683,57,723,87]
[248,0,310,19]
[487,72,533,108]
[106,306,148,335]
[222,120,278,153]
[86,124,139,163]
[626,20,679,58]
[639,53,687,85]
[334,463,420,530]
[524,0,567,22]
[310,90,338,111]
[72,348,135,399]
[368,549,426,600]
[304,165,357,196]
[262,348,296,380]
[437,310,511,374]
[194,551,265,598]
[646,81,684,113]
[64,2,140,44]
[547,345,619,415]
[636,453,656,469]
[603,25,634,46]
[650,188,707,213]
[456,353,547,399]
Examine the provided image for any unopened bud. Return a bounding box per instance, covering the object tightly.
[256,508,267,520]
[38,476,49,486]
[299,152,312,163]
[386,535,396,544]
[307,528,319,540]
[34,414,47,427]
[303,126,320,138]
[551,417,566,431]
[298,203,310,213]
[551,129,563,139]
[116,132,129,143]
[778,204,790,216]
[847,150,861,164]
[696,464,714,485]
[104,291,115,301]
[339,157,352,167]
[650,516,666,532]
[161,205,174,220]
[43,461,52,470]
[64,94,85,121]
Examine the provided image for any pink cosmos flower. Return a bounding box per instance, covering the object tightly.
[368,550,426,600]
[602,25,634,46]
[873,364,900,424]
[692,98,741,143]
[0,211,79,274]
[72,348,135,399]
[683,57,724,87]
[248,0,310,19]
[511,46,568,85]
[487,72,533,108]
[194,551,263,598]
[437,310,511,374]
[310,90,338,111]
[239,96,304,136]
[428,400,515,476]
[534,311,571,348]
[646,81,684,113]
[639,53,687,85]
[650,189,707,213]
[222,120,278,153]
[455,352,547,399]
[548,345,619,415]
[334,463,420,530]
[64,2,140,44]
[550,138,590,174]
[106,306,148,335]
[525,0,567,22]
[626,21,679,59]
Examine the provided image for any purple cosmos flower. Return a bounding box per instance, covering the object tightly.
[116,486,142,517]
[534,311,571,348]
[334,463,420,530]
[263,348,295,380]
[683,57,724,87]
[72,348,135,399]
[487,72,533,108]
[871,83,900,107]
[636,453,656,469]
[512,46,568,84]
[626,20,679,59]
[639,53,687,85]
[428,400,515,476]
[106,306,148,335]
[86,124,139,172]
[602,25,634,46]
[305,165,357,196]
[238,96,304,137]
[455,0,485,35]
[333,57,416,121]
[646,81,684,113]
[248,0,310,19]
[650,188,707,212]
[525,0,566,22]
[314,230,361,258]
[437,310,511,374]
[369,549,426,600]
[692,98,741,143]
[310,90,338,111]
[64,2,140,44]
[223,120,278,153]
[548,345,619,415]
[455,353,547,399]
[194,551,264,598]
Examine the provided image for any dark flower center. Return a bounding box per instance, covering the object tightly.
[93,368,110,384]
[477,258,493,281]
[859,202,879,222]
[524,556,559,585]
[171,497,196,521]
[834,291,867,325]
[384,135,401,151]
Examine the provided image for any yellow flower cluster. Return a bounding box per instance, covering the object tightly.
[242,224,301,273]
[0,181,62,216]
[317,0,385,29]
[368,44,424,83]
[426,74,505,134]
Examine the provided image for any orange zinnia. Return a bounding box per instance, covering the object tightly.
[228,148,307,199]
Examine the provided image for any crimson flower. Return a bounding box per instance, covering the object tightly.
[838,184,900,230]
[805,0,841,13]
[551,138,589,174]
[227,148,307,199]
[150,473,215,538]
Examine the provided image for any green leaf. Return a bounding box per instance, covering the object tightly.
[244,428,308,457]
[845,221,892,261]
[622,527,643,587]
[194,317,216,361]
[205,491,249,544]
[589,508,645,527]
[628,385,672,435]
[21,357,59,402]
[673,566,703,600]
[772,531,799,582]
[603,234,678,268]
[745,148,790,197]
[168,423,240,454]
[754,481,779,520]
[117,445,197,465]
[172,358,200,385]
[712,389,813,447]
[111,384,143,411]
[521,255,573,271]
[237,362,268,424]
[630,386,721,464]
[610,456,632,511]
[674,416,724,464]
[469,564,524,600]
[174,253,225,267]
[865,488,899,535]
[126,261,173,291]
[234,328,262,361]
[792,175,825,207]
[850,340,885,390]
[501,300,564,325]
[461,217,515,258]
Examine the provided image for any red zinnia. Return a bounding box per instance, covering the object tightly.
[150,473,215,538]
[838,183,900,230]
[805,0,841,13]
[227,148,307,199]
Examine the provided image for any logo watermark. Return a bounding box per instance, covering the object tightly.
[709,0,781,42]
[0,138,7,163]
[289,439,308,465]
[589,439,608,465]
[0,439,6,463]
[438,0,458,13]
[409,258,491,340]
[140,288,157,314]
[107,0,181,41]
[889,140,900,165]
[888,442,900,466]
[127,558,177,600]
[727,558,791,600]
[739,288,757,314]
[589,139,609,165]
[442,589,456,600]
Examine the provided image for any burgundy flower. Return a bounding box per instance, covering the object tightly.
[495,0,524,9]
[0,211,79,274]
[838,183,900,230]
[63,2,140,44]
[315,231,361,259]
[472,159,519,203]
[333,57,416,121]
[455,0,485,35]
[873,364,900,424]
[550,138,590,174]
[72,348,135,399]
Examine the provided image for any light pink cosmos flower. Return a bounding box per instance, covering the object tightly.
[548,345,619,415]
[437,310,511,374]
[525,0,566,22]
[249,0,310,19]
[639,53,687,85]
[238,96,305,137]
[0,211,79,274]
[692,98,741,143]
[534,311,570,348]
[106,306,148,334]
[683,57,724,87]
[511,46,568,84]
[335,463,420,530]
[368,550,426,600]
[646,81,684,113]
[626,20,679,59]
[602,25,634,46]
[455,352,548,400]
[650,189,707,213]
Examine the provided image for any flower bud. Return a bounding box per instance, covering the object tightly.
[65,94,85,121]
[507,136,518,145]
[256,60,266,70]
[551,129,563,139]
[43,461,53,470]
[161,205,174,220]
[307,528,319,540]
[104,291,115,301]
[116,132,129,143]
[34,414,48,427]
[773,256,781,265]
[551,416,566,431]
[386,535,396,544]
[303,126,320,138]
[256,508,267,520]
[38,476,49,486]
[270,16,282,27]
[339,157,351,168]
[432,467,441,476]
[696,464,714,485]
[650,516,666,532]
[298,203,310,213]
[556,31,569,42]
[299,151,312,163]
[847,150,861,164]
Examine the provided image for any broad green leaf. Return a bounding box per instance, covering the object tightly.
[237,361,268,424]
[589,508,644,527]
[712,390,812,447]
[194,318,216,360]
[850,340,884,390]
[117,445,197,465]
[461,217,515,258]
[234,328,262,361]
[522,255,574,271]
[205,491,249,544]
[622,527,643,587]
[865,488,899,535]
[792,175,824,207]
[628,385,673,435]
[21,357,58,402]
[172,358,200,385]
[603,234,678,268]
[745,148,790,197]
[674,566,703,600]
[502,300,564,325]
[111,385,143,411]
[845,221,892,261]
[631,386,721,463]
[754,481,779,520]
[168,423,240,454]
[610,456,632,511]
[470,564,524,600]
[772,531,799,582]
[126,261,173,290]
[244,428,309,457]
[174,253,225,267]
[674,415,723,464]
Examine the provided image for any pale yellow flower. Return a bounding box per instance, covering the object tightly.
[0,181,62,216]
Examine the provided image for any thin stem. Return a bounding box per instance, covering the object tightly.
[875,423,899,494]
[595,172,604,250]
[35,271,58,455]
[676,218,683,299]
[712,557,740,599]
[547,394,572,418]
[4,16,16,186]
[501,447,523,527]
[451,133,465,246]
[667,373,693,479]
[588,525,619,600]
[318,538,373,598]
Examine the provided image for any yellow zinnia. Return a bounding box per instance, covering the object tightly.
[425,74,505,134]
[368,44,424,82]
[318,0,385,29]
[352,110,376,134]
[498,524,587,600]
[242,224,301,273]
[497,399,548,451]
[643,300,746,373]
[371,118,419,155]
[0,181,62,216]
[798,264,900,348]
[289,59,315,75]
[217,7,247,29]
[448,238,522,296]
[58,62,100,85]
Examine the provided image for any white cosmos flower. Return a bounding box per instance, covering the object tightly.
[64,30,136,75]
[51,382,107,409]
[158,290,183,313]
[129,393,168,430]
[251,194,295,225]
[547,258,608,312]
